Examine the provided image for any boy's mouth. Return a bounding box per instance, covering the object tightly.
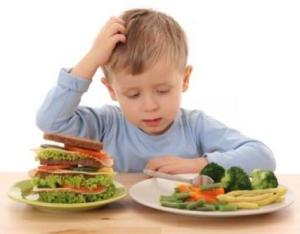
[142,118,162,127]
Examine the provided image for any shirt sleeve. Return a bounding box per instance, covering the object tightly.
[190,110,276,173]
[36,68,112,140]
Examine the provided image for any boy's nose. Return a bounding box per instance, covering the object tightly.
[142,95,159,112]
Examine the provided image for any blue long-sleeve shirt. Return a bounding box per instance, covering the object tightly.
[36,69,276,173]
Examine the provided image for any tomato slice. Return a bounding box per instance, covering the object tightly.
[38,164,72,170]
[65,146,107,159]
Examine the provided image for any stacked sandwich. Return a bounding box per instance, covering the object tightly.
[29,133,116,203]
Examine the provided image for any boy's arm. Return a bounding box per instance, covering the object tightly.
[195,112,276,174]
[145,112,275,175]
[36,69,104,139]
[145,156,209,174]
[36,17,126,137]
[71,17,126,79]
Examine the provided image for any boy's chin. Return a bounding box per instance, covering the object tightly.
[139,123,173,136]
[140,129,165,135]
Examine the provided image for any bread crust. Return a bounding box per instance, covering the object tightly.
[43,133,102,151]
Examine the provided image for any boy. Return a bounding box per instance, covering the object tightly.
[36,8,276,174]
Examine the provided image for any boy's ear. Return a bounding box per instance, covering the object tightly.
[101,77,118,101]
[182,65,193,92]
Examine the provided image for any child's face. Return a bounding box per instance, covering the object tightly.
[103,61,192,135]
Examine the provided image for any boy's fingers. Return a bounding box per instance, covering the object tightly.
[108,23,127,36]
[158,159,204,174]
[145,158,160,170]
[157,165,184,174]
[111,34,126,44]
[108,16,126,25]
[102,17,125,33]
[144,161,158,171]
[116,17,126,24]
[145,157,170,171]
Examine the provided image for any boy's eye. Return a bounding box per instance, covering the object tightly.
[127,93,140,99]
[157,89,170,94]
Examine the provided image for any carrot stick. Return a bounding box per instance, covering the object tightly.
[178,183,191,193]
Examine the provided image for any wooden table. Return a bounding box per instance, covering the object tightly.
[1,173,299,234]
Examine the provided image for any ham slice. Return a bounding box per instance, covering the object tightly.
[64,146,114,167]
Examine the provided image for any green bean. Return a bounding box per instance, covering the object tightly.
[174,192,190,200]
[160,195,179,202]
[160,201,187,209]
[196,204,216,211]
[160,189,241,212]
[217,204,238,211]
[186,200,206,210]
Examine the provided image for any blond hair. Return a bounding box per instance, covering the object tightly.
[102,8,188,78]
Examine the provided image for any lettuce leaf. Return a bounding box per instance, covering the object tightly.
[37,184,116,203]
[32,174,114,190]
[35,148,84,161]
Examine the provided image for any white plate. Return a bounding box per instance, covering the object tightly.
[129,174,295,217]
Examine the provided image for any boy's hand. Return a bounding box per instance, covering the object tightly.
[145,156,208,174]
[89,17,126,67]
[71,17,126,79]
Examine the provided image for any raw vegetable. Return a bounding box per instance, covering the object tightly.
[250,169,278,189]
[200,162,225,182]
[177,183,224,203]
[32,174,114,190]
[37,185,116,203]
[159,184,235,212]
[217,187,286,209]
[200,166,252,192]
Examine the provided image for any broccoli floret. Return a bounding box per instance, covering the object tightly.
[250,169,278,189]
[200,166,252,192]
[221,167,252,192]
[200,162,225,182]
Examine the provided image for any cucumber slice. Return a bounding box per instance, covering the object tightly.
[72,167,98,172]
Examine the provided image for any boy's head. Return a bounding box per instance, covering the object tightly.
[101,8,192,135]
[102,8,188,77]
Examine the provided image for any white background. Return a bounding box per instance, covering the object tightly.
[0,0,299,173]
